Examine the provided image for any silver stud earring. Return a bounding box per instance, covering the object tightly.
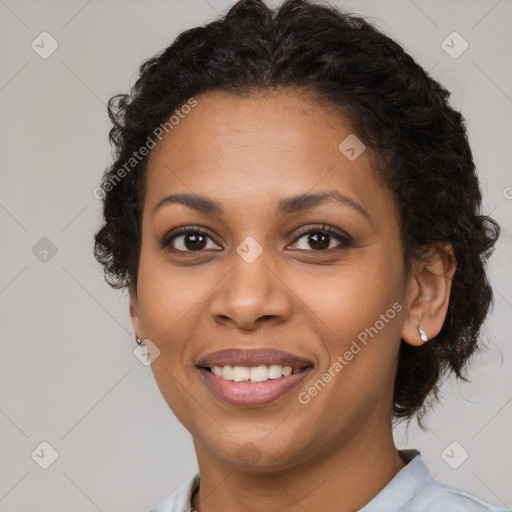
[417,325,428,343]
[135,335,142,345]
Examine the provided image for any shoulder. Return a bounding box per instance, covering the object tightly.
[146,473,199,512]
[395,451,510,512]
[414,479,510,512]
[361,450,510,512]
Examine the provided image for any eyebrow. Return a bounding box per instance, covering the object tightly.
[151,190,370,220]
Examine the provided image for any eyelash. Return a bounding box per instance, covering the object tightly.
[159,224,353,253]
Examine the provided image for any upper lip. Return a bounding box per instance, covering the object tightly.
[196,348,314,370]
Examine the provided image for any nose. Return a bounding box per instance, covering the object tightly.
[209,250,294,331]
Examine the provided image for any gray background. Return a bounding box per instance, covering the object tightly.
[0,0,511,510]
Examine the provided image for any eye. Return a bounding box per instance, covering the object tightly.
[288,224,352,251]
[160,227,221,252]
[160,224,352,254]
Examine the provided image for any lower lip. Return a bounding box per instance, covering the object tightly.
[198,367,313,407]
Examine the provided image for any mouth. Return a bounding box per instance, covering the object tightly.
[196,348,314,407]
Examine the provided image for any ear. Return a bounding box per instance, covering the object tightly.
[129,286,143,339]
[402,242,457,346]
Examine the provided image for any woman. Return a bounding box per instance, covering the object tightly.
[93,0,508,510]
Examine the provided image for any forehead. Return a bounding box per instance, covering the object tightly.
[148,88,353,166]
[143,89,391,218]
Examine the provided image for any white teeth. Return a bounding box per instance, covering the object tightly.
[268,364,283,379]
[249,365,269,382]
[221,365,234,380]
[211,364,298,382]
[233,366,250,381]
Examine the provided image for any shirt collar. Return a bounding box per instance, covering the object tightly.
[359,449,434,512]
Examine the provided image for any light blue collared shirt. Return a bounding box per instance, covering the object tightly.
[148,450,510,512]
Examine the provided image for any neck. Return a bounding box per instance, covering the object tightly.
[191,419,406,512]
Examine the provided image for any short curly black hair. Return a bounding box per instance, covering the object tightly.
[94,0,499,422]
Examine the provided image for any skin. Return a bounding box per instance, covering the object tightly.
[130,89,456,512]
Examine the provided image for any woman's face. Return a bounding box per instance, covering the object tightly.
[131,89,411,470]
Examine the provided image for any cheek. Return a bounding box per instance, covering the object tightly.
[297,247,405,342]
[135,252,206,428]
[135,248,198,361]
[292,247,405,407]
[136,241,203,333]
